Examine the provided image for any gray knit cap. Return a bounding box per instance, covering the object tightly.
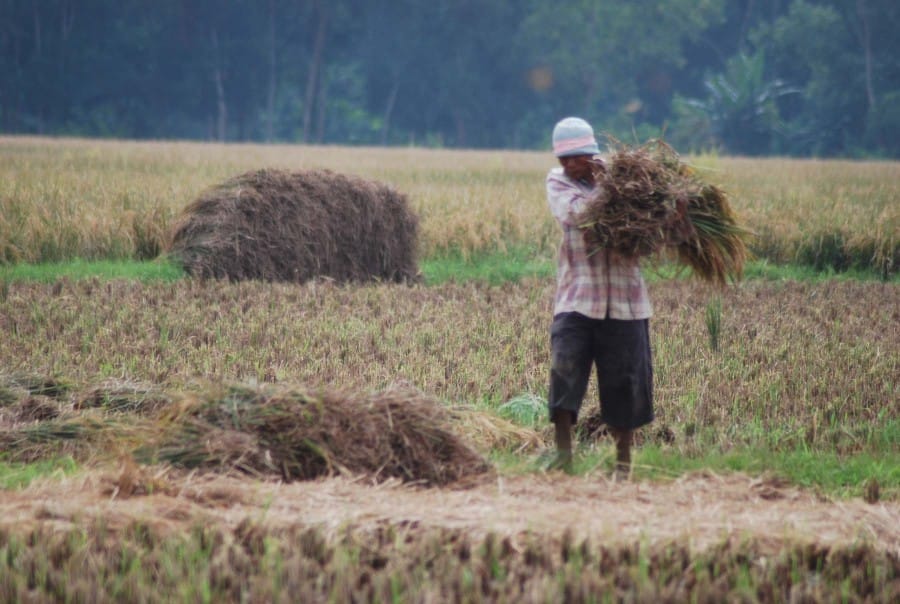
[552,117,600,157]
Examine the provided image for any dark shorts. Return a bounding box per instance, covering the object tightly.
[549,312,654,430]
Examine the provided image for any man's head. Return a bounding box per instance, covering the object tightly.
[552,117,599,158]
[552,117,600,182]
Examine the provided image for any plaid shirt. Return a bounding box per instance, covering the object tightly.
[546,167,652,320]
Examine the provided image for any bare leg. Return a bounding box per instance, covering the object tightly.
[550,410,574,471]
[610,427,633,480]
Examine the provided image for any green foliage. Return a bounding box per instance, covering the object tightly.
[670,51,798,155]
[498,393,546,428]
[866,91,900,156]
[519,0,724,134]
[753,1,865,156]
[2,0,897,156]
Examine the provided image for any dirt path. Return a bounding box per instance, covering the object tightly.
[2,469,897,555]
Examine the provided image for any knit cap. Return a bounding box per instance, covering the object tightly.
[552,117,600,157]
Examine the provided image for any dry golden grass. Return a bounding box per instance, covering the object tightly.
[2,136,897,272]
[703,155,899,273]
[0,136,552,263]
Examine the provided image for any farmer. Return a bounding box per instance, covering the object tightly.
[545,116,654,478]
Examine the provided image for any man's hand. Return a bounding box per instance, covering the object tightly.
[590,158,607,178]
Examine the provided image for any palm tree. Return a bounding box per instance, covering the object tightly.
[674,51,799,155]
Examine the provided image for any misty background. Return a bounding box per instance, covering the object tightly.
[2,0,898,157]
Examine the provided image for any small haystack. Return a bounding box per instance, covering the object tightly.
[577,140,751,285]
[167,169,420,283]
[148,384,490,486]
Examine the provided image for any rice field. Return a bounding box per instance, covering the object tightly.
[1,136,898,273]
[0,136,898,601]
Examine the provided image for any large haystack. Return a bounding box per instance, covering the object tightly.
[167,169,420,283]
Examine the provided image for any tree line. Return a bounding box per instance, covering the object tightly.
[2,0,898,157]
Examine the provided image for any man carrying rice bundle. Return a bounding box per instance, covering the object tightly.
[545,117,654,479]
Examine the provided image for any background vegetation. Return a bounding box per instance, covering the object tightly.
[2,0,899,157]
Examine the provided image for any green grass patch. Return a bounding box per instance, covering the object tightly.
[633,445,899,499]
[0,254,896,286]
[420,247,555,285]
[491,420,899,500]
[493,445,899,500]
[421,250,898,285]
[741,259,899,283]
[0,457,79,489]
[0,257,185,283]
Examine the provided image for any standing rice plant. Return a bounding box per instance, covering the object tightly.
[705,296,722,353]
[497,393,546,428]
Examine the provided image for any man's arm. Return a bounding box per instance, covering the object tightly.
[546,171,595,227]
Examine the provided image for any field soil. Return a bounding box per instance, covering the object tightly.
[2,468,897,556]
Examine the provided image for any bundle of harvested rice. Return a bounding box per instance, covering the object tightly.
[577,140,751,285]
[445,406,543,453]
[167,168,420,283]
[0,415,130,463]
[75,378,172,415]
[148,384,490,486]
[0,371,71,401]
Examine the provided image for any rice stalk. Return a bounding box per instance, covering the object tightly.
[0,415,147,463]
[578,140,752,285]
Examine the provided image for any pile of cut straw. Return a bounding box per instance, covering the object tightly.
[148,384,490,486]
[577,140,751,285]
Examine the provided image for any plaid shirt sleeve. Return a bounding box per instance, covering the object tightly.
[546,168,652,320]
